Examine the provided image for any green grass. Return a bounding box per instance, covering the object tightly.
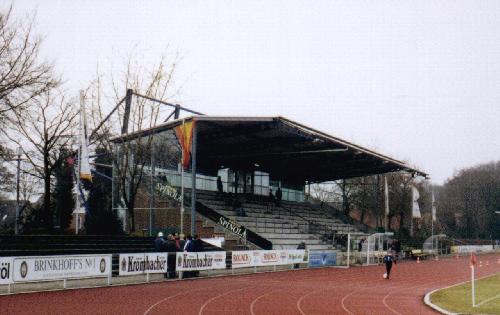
[430,273,500,314]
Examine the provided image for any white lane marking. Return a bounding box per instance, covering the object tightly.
[198,287,248,315]
[143,292,184,315]
[250,289,281,315]
[341,290,356,315]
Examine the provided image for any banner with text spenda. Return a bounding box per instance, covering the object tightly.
[13,254,111,282]
[176,251,226,271]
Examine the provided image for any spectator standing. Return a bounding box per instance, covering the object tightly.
[193,235,204,252]
[154,232,165,252]
[174,233,181,251]
[268,189,275,213]
[358,238,365,252]
[179,233,186,251]
[217,176,224,195]
[184,235,194,252]
[276,187,282,206]
[165,234,177,278]
[383,251,394,279]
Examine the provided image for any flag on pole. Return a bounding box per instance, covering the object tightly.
[431,190,437,222]
[411,185,421,218]
[384,176,389,216]
[174,120,196,169]
[79,91,92,181]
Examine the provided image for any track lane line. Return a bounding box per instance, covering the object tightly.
[198,287,250,315]
[250,289,281,315]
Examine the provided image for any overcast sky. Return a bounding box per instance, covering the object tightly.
[9,0,500,184]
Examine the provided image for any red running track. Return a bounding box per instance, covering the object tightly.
[1,254,499,315]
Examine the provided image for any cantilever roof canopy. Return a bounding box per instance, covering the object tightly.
[112,116,426,183]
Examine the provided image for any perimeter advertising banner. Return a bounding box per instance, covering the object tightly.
[176,251,226,271]
[231,250,309,269]
[308,252,336,267]
[287,250,309,264]
[0,257,13,284]
[253,250,289,266]
[231,250,254,269]
[450,245,494,254]
[119,253,168,276]
[13,254,111,282]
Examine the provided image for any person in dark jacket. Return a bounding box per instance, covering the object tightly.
[193,235,203,252]
[275,187,282,206]
[184,235,194,252]
[217,176,224,195]
[383,251,394,279]
[165,234,177,278]
[154,232,165,252]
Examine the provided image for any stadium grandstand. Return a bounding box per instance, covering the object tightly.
[110,115,426,252]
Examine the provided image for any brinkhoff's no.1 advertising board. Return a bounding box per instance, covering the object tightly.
[176,251,226,271]
[119,253,168,276]
[12,254,111,282]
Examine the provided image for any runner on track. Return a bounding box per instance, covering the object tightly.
[383,251,394,279]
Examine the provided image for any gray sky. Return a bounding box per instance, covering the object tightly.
[10,0,500,184]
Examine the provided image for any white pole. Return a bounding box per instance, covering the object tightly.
[347,233,351,268]
[471,265,476,307]
[367,235,370,265]
[180,161,184,235]
[75,144,80,235]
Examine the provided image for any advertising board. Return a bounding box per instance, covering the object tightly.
[0,257,13,284]
[119,253,168,276]
[13,254,111,282]
[308,252,336,267]
[176,251,226,271]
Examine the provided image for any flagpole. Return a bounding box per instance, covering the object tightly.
[180,119,185,235]
[75,91,84,235]
[75,146,80,235]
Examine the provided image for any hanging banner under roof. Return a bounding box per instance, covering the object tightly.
[174,120,196,170]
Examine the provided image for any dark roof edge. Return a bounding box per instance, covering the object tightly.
[277,116,426,176]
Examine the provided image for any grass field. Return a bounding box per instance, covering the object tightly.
[430,272,500,314]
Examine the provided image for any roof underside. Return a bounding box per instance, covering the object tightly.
[113,116,426,183]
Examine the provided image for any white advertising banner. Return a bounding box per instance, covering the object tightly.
[119,253,168,276]
[0,257,14,284]
[144,253,168,274]
[453,245,494,254]
[176,251,226,271]
[231,251,254,269]
[286,250,309,264]
[13,255,111,282]
[253,250,288,266]
[119,253,145,276]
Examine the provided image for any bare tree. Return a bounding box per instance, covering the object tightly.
[0,6,57,125]
[2,89,78,230]
[84,52,181,232]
